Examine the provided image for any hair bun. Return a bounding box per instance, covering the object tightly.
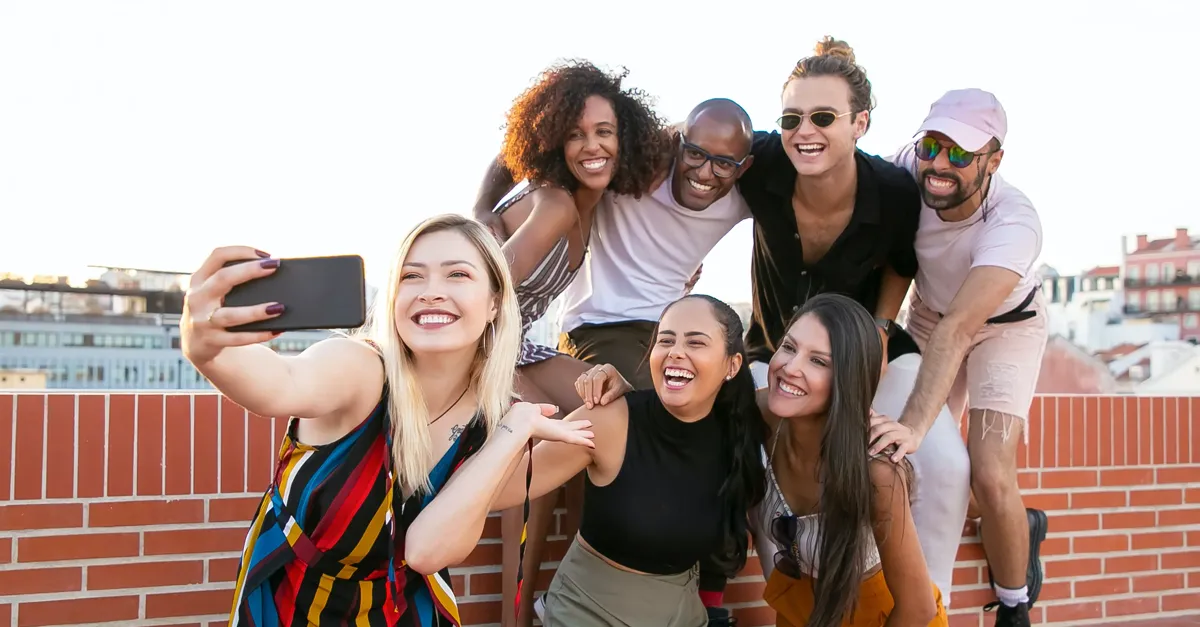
[814,36,856,64]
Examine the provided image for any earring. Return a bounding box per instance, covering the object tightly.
[488,320,497,348]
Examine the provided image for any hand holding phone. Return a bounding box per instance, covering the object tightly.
[220,254,367,332]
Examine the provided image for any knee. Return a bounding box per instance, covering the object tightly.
[969,456,1019,506]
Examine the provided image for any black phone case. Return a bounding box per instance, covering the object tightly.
[222,255,367,332]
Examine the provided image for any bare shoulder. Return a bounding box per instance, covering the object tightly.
[868,456,913,508]
[528,186,578,221]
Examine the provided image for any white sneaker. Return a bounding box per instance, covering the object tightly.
[533,595,546,621]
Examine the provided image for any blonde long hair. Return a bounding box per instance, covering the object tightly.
[354,214,521,496]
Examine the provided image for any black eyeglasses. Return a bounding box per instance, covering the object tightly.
[776,110,852,131]
[679,133,748,179]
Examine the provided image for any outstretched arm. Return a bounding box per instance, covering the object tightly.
[870,459,938,626]
[501,187,579,286]
[405,400,621,574]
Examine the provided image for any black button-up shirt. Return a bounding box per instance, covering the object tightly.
[739,131,921,364]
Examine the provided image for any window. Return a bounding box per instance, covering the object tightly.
[1128,265,1140,280]
[1082,278,1093,291]
[1147,290,1160,311]
[1191,289,1200,309]
[1185,314,1199,329]
[1147,264,1159,284]
[1164,262,1177,282]
[1188,260,1200,279]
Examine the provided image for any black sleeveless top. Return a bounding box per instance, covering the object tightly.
[578,388,730,575]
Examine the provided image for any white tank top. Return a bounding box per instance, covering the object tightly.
[750,441,882,580]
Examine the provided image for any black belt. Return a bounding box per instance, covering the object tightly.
[938,286,1039,324]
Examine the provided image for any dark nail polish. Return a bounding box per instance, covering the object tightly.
[255,249,270,258]
[260,258,280,269]
[266,303,285,315]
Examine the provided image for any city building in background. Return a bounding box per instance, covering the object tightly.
[1121,228,1200,343]
[0,266,334,390]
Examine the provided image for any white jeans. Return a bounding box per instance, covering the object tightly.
[750,355,970,608]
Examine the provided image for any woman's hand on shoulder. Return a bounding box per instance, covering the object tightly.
[574,363,631,409]
[500,401,595,449]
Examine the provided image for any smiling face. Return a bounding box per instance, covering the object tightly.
[649,297,740,417]
[779,75,868,177]
[563,94,620,191]
[393,229,497,357]
[766,313,833,419]
[670,119,752,211]
[915,131,1002,211]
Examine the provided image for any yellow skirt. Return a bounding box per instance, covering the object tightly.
[763,567,948,627]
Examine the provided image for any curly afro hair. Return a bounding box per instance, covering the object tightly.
[500,59,670,198]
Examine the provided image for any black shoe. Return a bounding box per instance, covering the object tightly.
[706,607,738,626]
[983,601,1031,627]
[985,507,1048,607]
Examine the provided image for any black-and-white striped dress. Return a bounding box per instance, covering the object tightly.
[494,184,586,367]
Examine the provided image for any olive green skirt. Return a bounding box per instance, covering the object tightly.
[541,539,708,627]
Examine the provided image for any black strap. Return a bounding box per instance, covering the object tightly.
[938,285,1039,324]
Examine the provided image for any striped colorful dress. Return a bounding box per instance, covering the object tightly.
[228,392,488,627]
[493,184,586,367]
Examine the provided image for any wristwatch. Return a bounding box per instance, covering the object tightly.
[874,317,897,335]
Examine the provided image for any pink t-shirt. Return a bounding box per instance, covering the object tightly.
[890,143,1043,318]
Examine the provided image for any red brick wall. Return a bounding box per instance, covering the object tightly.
[1,393,1198,627]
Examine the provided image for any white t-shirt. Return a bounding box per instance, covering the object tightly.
[889,143,1043,318]
[558,168,751,331]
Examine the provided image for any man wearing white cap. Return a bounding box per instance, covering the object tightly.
[869,89,1048,627]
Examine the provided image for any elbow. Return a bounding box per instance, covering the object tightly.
[404,540,460,576]
[892,595,938,626]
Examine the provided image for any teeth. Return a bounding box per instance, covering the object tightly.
[687,178,714,192]
[581,158,607,171]
[926,177,955,189]
[418,314,455,325]
[797,144,823,150]
[665,368,695,379]
[779,380,806,397]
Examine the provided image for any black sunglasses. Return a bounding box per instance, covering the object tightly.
[777,110,853,131]
[678,133,749,179]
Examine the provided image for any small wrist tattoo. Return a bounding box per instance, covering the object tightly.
[499,423,514,434]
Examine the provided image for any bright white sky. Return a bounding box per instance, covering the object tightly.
[1,0,1195,304]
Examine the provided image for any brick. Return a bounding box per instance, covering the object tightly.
[208,557,241,583]
[1132,531,1184,550]
[137,394,165,496]
[0,566,81,594]
[194,395,219,494]
[1162,592,1200,612]
[1071,490,1128,509]
[144,527,247,555]
[1045,601,1103,623]
[14,394,45,500]
[146,589,233,619]
[1045,557,1101,579]
[1075,575,1130,598]
[17,594,139,627]
[0,395,12,501]
[209,496,264,523]
[1101,510,1157,529]
[1021,492,1068,511]
[89,499,205,527]
[952,565,979,585]
[0,537,9,564]
[107,394,136,497]
[1073,533,1129,554]
[1050,513,1099,533]
[1157,466,1200,485]
[88,560,205,590]
[1040,469,1097,489]
[0,503,83,531]
[1163,550,1200,569]
[1134,572,1185,593]
[165,395,194,496]
[1130,488,1183,506]
[247,414,275,491]
[44,395,75,499]
[1104,554,1158,573]
[17,532,139,562]
[1187,487,1200,503]
[948,614,981,627]
[458,601,500,626]
[459,542,503,568]
[1160,508,1200,527]
[76,395,106,498]
[220,397,247,493]
[1100,468,1155,486]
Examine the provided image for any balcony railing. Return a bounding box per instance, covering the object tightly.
[1124,302,1200,315]
[1125,274,1200,288]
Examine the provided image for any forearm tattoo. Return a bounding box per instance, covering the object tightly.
[498,423,514,434]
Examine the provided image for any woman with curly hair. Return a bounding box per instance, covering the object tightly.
[485,58,671,627]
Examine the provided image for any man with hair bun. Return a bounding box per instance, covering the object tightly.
[735,36,974,618]
[869,88,1049,627]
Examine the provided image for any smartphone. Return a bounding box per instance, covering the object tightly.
[221,254,367,332]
